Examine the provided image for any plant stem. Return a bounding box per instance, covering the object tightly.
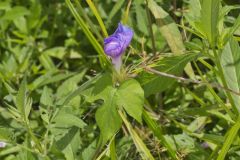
[144,66,240,97]
[145,0,156,55]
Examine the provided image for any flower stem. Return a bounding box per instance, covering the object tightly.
[112,56,122,73]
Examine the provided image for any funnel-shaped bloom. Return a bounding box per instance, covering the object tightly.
[104,23,133,72]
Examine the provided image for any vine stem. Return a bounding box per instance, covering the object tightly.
[143,66,240,97]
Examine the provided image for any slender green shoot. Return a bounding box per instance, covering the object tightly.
[86,0,108,37]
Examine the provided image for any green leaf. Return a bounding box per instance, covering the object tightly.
[81,73,113,102]
[53,109,86,129]
[200,0,220,46]
[148,0,185,54]
[42,47,66,60]
[39,52,56,70]
[95,87,122,143]
[29,71,74,90]
[55,127,80,160]
[40,87,53,124]
[84,75,142,144]
[148,0,196,78]
[220,38,240,112]
[184,0,201,29]
[0,128,13,142]
[24,98,32,120]
[89,73,113,101]
[13,17,28,33]
[0,1,10,10]
[89,75,144,142]
[16,78,27,117]
[218,5,240,35]
[56,70,86,99]
[82,140,97,160]
[62,145,74,160]
[192,0,220,46]
[40,86,53,107]
[43,72,74,85]
[62,73,102,105]
[39,107,50,124]
[28,0,42,29]
[3,80,17,94]
[164,134,201,156]
[217,117,240,160]
[221,15,240,46]
[185,0,220,46]
[116,79,144,123]
[135,1,148,35]
[29,69,58,90]
[187,117,207,132]
[2,6,30,20]
[140,53,199,96]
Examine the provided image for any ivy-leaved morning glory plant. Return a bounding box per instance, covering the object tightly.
[104,23,134,73]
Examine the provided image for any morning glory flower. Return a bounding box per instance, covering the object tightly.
[104,23,134,73]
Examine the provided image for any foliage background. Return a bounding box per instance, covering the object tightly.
[0,0,240,159]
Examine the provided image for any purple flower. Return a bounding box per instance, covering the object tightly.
[104,23,133,72]
[0,142,6,148]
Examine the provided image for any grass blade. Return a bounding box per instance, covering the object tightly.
[143,110,179,160]
[147,0,195,78]
[122,0,132,24]
[217,116,240,160]
[118,110,154,160]
[85,0,108,37]
[73,0,103,41]
[65,0,110,68]
[109,136,117,160]
[106,0,125,25]
[148,0,185,55]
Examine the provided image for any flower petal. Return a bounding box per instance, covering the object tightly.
[104,36,123,57]
[103,23,134,72]
[114,23,134,50]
